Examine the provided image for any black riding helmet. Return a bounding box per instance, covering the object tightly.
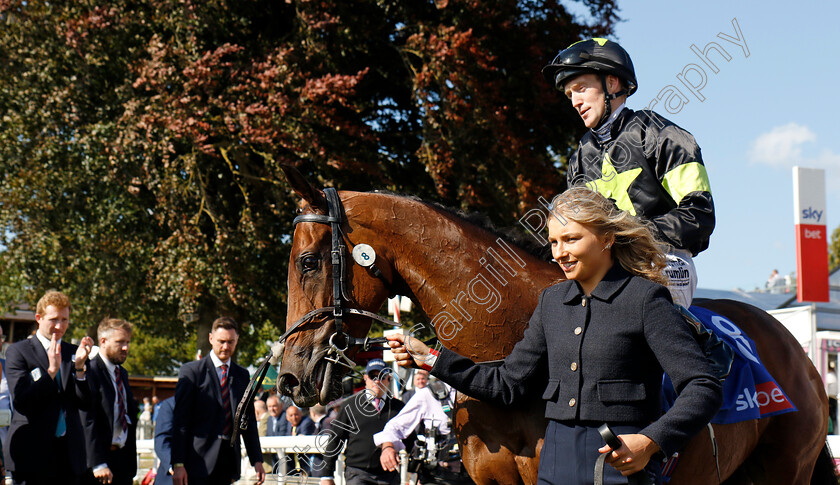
[542,38,637,128]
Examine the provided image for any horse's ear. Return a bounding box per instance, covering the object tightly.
[279,164,328,213]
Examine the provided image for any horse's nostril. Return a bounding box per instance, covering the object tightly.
[278,374,300,396]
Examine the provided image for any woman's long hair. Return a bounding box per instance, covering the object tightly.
[549,186,669,286]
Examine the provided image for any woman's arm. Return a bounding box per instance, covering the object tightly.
[388,290,551,406]
[640,286,723,455]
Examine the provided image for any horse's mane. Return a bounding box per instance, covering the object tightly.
[371,190,553,261]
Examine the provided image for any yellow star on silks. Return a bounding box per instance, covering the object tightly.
[585,154,642,215]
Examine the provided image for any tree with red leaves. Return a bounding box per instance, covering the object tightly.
[0,0,617,372]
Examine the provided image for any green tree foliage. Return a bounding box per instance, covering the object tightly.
[0,0,617,374]
[830,226,840,271]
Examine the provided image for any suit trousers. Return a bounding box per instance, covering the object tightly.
[184,439,238,485]
[81,445,135,485]
[13,436,80,485]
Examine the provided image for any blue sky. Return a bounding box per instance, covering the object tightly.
[599,1,840,291]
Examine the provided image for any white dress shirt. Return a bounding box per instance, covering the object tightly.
[373,386,453,451]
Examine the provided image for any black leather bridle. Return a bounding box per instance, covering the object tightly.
[232,188,402,442]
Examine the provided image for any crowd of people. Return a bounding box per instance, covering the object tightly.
[0,292,450,485]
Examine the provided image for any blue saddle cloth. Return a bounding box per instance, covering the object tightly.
[661,306,797,424]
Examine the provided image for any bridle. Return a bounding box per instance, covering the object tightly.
[289,188,401,342]
[284,187,406,353]
[232,188,404,441]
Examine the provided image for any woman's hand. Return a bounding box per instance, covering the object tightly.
[598,433,660,476]
[386,334,432,369]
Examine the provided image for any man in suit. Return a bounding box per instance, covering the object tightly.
[153,397,175,485]
[254,399,269,437]
[286,405,315,436]
[171,317,265,485]
[264,394,289,472]
[305,404,329,478]
[282,405,316,475]
[81,318,139,485]
[265,395,289,437]
[4,290,95,485]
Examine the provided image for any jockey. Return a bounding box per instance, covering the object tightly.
[542,38,715,307]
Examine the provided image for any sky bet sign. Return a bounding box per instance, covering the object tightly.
[793,167,829,302]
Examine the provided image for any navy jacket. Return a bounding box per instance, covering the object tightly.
[4,337,91,478]
[433,264,722,456]
[171,355,263,480]
[266,413,290,437]
[81,354,139,477]
[291,415,316,435]
[154,397,175,485]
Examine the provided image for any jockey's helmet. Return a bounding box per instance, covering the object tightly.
[542,38,637,96]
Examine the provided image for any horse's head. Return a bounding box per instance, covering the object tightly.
[277,166,398,406]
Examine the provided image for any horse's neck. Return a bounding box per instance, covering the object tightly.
[349,195,560,361]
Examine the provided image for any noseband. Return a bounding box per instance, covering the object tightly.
[233,188,403,441]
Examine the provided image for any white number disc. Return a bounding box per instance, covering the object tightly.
[352,244,376,267]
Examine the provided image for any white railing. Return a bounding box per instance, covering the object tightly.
[140,435,840,483]
[136,436,409,485]
[250,436,343,484]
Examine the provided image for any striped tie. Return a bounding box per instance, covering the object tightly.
[221,364,233,436]
[114,367,128,434]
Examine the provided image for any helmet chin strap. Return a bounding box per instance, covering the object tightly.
[595,75,628,130]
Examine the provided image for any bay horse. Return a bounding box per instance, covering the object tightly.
[276,165,833,484]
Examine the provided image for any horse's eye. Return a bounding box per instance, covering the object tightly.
[301,255,321,272]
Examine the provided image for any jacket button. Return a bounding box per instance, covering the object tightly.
[569,398,576,407]
[570,362,578,371]
[574,326,582,335]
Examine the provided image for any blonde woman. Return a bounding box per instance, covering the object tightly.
[387,187,722,485]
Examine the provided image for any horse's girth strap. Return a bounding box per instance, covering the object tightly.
[708,423,721,483]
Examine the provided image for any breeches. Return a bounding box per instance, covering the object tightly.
[665,249,696,308]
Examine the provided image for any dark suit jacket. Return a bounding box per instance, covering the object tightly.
[266,413,290,437]
[171,355,263,480]
[3,336,91,478]
[308,415,329,478]
[281,415,317,475]
[434,264,723,456]
[154,397,175,485]
[290,415,315,436]
[81,354,139,479]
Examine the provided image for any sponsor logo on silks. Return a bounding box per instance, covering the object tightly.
[735,380,796,416]
[661,306,797,425]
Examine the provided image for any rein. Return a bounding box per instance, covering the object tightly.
[232,188,404,443]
